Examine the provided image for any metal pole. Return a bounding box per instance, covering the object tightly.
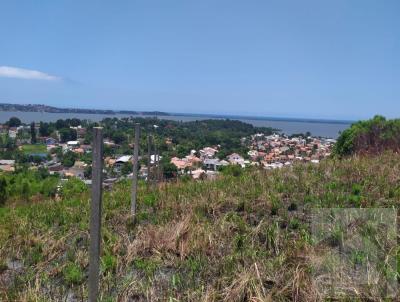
[131,123,140,222]
[89,127,103,302]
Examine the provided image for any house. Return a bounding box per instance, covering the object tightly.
[203,158,228,171]
[191,168,205,179]
[114,155,133,173]
[8,127,18,139]
[0,160,15,172]
[171,157,191,170]
[73,148,85,155]
[248,150,258,160]
[48,163,64,173]
[227,153,245,166]
[150,154,162,164]
[199,147,218,159]
[0,165,15,172]
[67,141,80,149]
[115,155,132,164]
[45,137,57,145]
[76,127,87,139]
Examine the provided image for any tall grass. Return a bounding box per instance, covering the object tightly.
[0,152,399,301]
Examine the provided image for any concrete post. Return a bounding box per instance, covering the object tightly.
[131,123,140,222]
[147,134,152,185]
[89,127,103,302]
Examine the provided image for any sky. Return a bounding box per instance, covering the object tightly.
[0,0,399,120]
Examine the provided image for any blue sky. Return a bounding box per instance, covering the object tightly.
[0,0,399,120]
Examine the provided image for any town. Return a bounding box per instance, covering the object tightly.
[0,116,335,201]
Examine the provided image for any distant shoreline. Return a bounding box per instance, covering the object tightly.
[0,103,354,125]
[0,103,170,116]
[171,112,354,125]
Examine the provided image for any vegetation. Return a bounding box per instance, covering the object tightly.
[98,117,276,160]
[0,152,399,301]
[20,144,46,155]
[334,115,400,156]
[5,117,21,128]
[0,169,59,205]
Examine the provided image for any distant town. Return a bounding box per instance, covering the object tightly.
[0,116,335,199]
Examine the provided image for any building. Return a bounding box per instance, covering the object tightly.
[227,153,245,166]
[203,158,228,171]
[0,160,15,172]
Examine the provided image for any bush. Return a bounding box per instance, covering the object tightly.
[61,178,87,197]
[220,164,243,177]
[334,116,400,156]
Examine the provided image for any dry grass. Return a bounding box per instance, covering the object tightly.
[0,152,400,301]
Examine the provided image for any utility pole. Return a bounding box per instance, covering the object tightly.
[131,123,140,223]
[89,127,103,302]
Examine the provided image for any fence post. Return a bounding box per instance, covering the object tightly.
[153,141,158,186]
[131,123,140,222]
[147,134,152,186]
[89,127,103,302]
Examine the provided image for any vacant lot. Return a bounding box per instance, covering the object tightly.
[1,152,399,301]
[20,144,47,154]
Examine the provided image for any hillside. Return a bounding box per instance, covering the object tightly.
[334,116,400,156]
[1,152,400,301]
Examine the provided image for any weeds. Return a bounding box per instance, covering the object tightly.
[0,152,399,300]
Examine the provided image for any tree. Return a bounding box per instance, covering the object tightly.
[7,117,21,127]
[61,178,87,197]
[62,151,77,168]
[121,162,133,176]
[111,131,126,144]
[59,128,77,143]
[84,165,92,179]
[39,122,52,137]
[30,122,37,144]
[55,119,68,129]
[162,162,177,179]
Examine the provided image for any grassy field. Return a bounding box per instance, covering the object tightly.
[20,144,47,155]
[0,152,399,301]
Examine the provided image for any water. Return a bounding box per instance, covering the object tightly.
[0,111,351,138]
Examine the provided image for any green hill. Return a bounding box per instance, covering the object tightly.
[1,153,399,301]
[334,115,400,156]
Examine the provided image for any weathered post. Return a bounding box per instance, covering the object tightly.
[153,141,158,186]
[131,123,140,222]
[147,134,152,186]
[89,127,103,302]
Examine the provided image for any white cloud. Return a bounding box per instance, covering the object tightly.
[0,66,61,81]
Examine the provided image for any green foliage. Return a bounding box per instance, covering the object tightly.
[220,164,243,177]
[62,151,77,168]
[121,161,133,176]
[0,176,8,206]
[6,116,21,127]
[60,178,87,197]
[40,177,59,197]
[101,254,117,273]
[21,144,47,155]
[334,115,400,156]
[59,128,77,143]
[162,161,178,179]
[30,122,37,144]
[63,263,84,285]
